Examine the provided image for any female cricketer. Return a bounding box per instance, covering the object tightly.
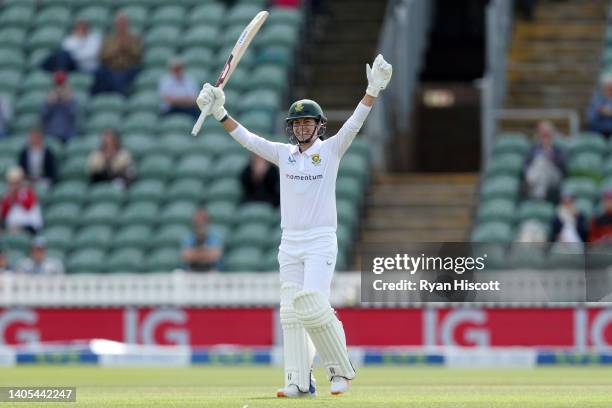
[196,54,392,397]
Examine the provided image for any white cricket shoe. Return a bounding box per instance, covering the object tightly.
[276,375,317,398]
[330,376,351,395]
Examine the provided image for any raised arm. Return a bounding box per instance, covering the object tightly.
[331,54,392,157]
[196,84,280,166]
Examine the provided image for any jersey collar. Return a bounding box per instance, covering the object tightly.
[291,138,323,156]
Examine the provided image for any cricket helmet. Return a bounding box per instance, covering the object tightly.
[285,99,327,144]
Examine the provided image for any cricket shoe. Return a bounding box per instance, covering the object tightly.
[330,376,351,395]
[276,377,317,398]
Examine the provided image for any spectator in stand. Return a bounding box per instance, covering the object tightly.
[16,236,64,276]
[0,95,13,138]
[159,57,200,119]
[524,120,566,201]
[91,12,142,95]
[587,74,612,139]
[181,209,223,272]
[0,166,43,234]
[87,128,135,187]
[18,128,58,190]
[61,19,103,73]
[42,19,102,73]
[550,192,588,243]
[40,71,79,144]
[240,153,280,207]
[589,190,612,243]
[0,245,11,273]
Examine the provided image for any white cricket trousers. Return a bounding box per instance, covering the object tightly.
[278,232,338,299]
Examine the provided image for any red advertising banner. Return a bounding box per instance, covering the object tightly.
[0,307,610,348]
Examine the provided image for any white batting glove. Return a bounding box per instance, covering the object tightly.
[366,54,393,97]
[196,83,227,121]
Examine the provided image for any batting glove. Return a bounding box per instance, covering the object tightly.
[366,54,393,97]
[196,83,228,121]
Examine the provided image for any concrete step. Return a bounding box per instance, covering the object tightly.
[513,22,606,41]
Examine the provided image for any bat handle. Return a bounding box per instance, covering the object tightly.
[191,104,212,136]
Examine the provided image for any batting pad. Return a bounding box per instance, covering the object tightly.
[293,290,356,381]
[280,283,316,392]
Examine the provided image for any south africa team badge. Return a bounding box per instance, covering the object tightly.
[311,153,321,166]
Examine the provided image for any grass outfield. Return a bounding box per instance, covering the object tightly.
[0,366,611,407]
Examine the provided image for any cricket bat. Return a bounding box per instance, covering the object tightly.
[191,10,269,136]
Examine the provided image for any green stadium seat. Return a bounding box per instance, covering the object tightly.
[347,138,370,159]
[568,152,603,180]
[126,90,159,114]
[3,231,32,253]
[88,94,126,114]
[236,202,277,225]
[144,25,181,48]
[337,199,358,228]
[16,91,47,114]
[240,89,280,114]
[266,226,281,250]
[228,223,270,249]
[471,222,513,243]
[260,247,279,271]
[575,197,594,219]
[49,180,88,205]
[255,46,292,67]
[166,178,205,203]
[568,132,607,156]
[132,68,165,91]
[223,247,262,272]
[517,200,555,224]
[21,71,52,92]
[160,201,197,226]
[64,135,98,157]
[138,154,173,180]
[0,69,22,93]
[67,248,106,274]
[145,247,182,272]
[151,4,186,24]
[604,157,612,177]
[0,28,26,48]
[159,114,194,134]
[0,49,25,71]
[181,47,215,70]
[123,133,158,159]
[188,3,226,26]
[75,6,110,31]
[336,176,364,203]
[152,223,191,248]
[268,7,302,26]
[118,5,148,29]
[0,157,15,176]
[250,65,287,93]
[80,202,120,226]
[74,225,113,250]
[44,226,73,252]
[106,248,144,273]
[35,6,71,27]
[207,178,243,204]
[477,198,516,224]
[10,115,38,134]
[87,182,125,204]
[339,153,369,183]
[209,223,231,243]
[480,175,520,201]
[192,132,234,157]
[143,46,174,68]
[206,201,237,226]
[45,202,81,227]
[221,23,249,48]
[128,179,165,203]
[256,23,299,48]
[226,4,261,26]
[172,154,212,180]
[85,112,123,134]
[156,134,197,158]
[182,26,220,49]
[0,137,25,158]
[113,225,152,251]
[485,153,524,177]
[119,201,159,226]
[236,0,268,6]
[121,112,159,134]
[0,6,34,27]
[59,156,88,180]
[27,27,65,51]
[67,72,93,92]
[562,177,598,201]
[492,133,531,156]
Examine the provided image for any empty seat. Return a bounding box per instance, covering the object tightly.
[45,226,73,252]
[67,248,106,274]
[207,178,242,203]
[128,179,165,203]
[568,152,603,180]
[45,202,81,227]
[485,153,525,177]
[227,223,270,249]
[113,225,153,250]
[159,201,197,226]
[49,180,88,205]
[517,200,555,224]
[138,154,173,180]
[477,199,516,224]
[471,222,513,243]
[480,175,520,201]
[152,223,191,248]
[174,154,213,180]
[106,248,144,273]
[188,3,225,26]
[80,202,120,226]
[236,202,277,225]
[119,201,159,226]
[144,25,181,48]
[149,5,186,27]
[562,177,599,201]
[166,178,205,203]
[223,247,262,272]
[145,247,182,272]
[87,182,125,204]
[206,201,236,226]
[73,225,113,250]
